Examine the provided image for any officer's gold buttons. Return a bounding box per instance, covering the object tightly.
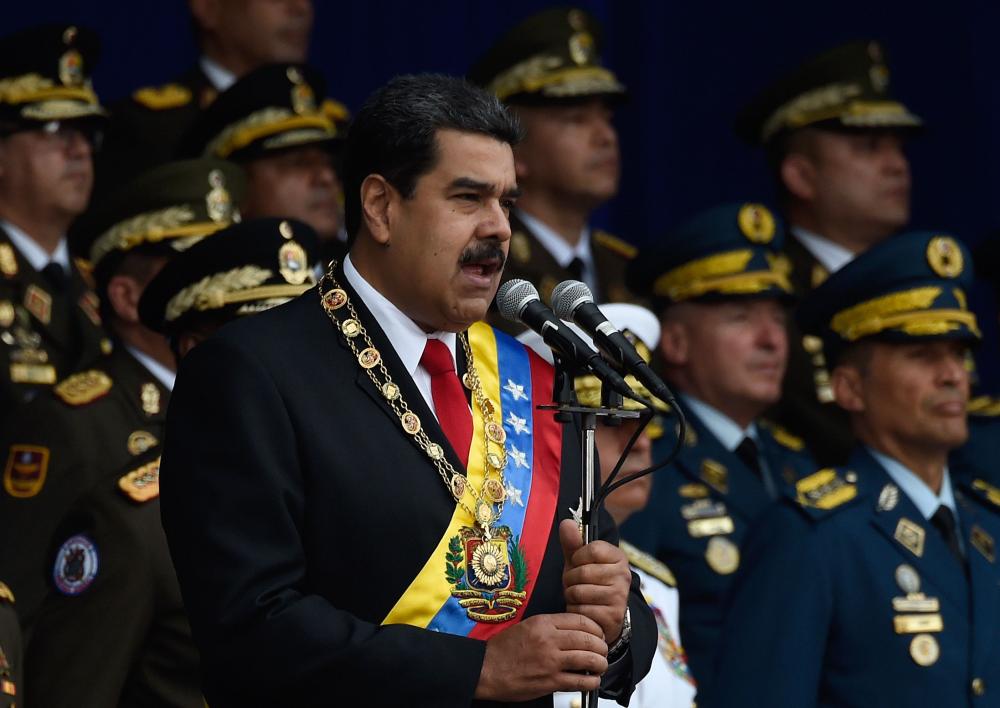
[972,678,986,696]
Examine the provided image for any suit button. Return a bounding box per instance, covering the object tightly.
[972,678,986,696]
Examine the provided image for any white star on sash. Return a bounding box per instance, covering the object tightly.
[504,379,527,401]
[509,445,528,469]
[504,480,524,506]
[506,411,529,435]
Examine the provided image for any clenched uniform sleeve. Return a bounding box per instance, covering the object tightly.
[700,504,833,708]
[160,337,486,707]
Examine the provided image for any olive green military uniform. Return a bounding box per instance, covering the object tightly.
[734,40,923,466]
[27,448,203,707]
[0,583,19,707]
[0,25,111,415]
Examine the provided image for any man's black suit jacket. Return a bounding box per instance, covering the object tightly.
[160,268,655,707]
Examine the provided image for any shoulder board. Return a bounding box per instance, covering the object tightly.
[593,230,638,259]
[118,457,161,503]
[967,479,1000,511]
[132,83,192,110]
[321,98,351,124]
[54,370,113,406]
[0,581,13,604]
[621,540,676,587]
[793,468,859,517]
[968,395,1000,417]
[759,419,805,451]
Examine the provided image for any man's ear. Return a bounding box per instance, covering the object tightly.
[831,364,866,413]
[780,153,818,202]
[105,274,143,324]
[659,317,689,367]
[359,174,394,246]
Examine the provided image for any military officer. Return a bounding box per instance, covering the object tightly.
[0,582,19,707]
[0,24,109,413]
[0,158,244,626]
[707,232,1000,707]
[179,63,347,263]
[520,303,698,708]
[96,0,346,192]
[736,41,923,466]
[26,219,320,708]
[620,202,817,691]
[469,7,639,326]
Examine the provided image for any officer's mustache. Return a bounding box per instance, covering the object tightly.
[459,241,506,271]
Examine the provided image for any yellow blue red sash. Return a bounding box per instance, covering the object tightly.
[381,322,562,640]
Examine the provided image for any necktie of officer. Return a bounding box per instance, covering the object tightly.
[930,505,964,566]
[566,257,585,282]
[41,262,67,292]
[420,339,473,468]
[735,437,762,477]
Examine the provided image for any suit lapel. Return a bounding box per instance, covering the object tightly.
[957,496,999,674]
[333,264,470,479]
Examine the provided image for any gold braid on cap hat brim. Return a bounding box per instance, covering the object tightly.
[0,74,104,119]
[830,286,980,341]
[205,107,335,159]
[653,249,792,301]
[489,55,624,101]
[164,264,313,322]
[89,205,230,268]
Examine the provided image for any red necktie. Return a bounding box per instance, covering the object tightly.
[420,339,473,468]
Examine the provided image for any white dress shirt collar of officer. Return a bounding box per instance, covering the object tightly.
[791,225,855,275]
[126,344,177,392]
[199,55,237,92]
[515,207,596,290]
[1,218,71,272]
[681,393,759,453]
[868,447,960,523]
[343,253,457,420]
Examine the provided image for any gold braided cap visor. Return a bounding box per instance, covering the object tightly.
[206,108,336,159]
[89,204,232,268]
[489,57,624,101]
[165,264,314,322]
[830,286,980,342]
[652,249,792,301]
[760,77,921,142]
[0,73,106,120]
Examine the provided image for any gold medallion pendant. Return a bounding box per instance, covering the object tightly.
[445,525,528,623]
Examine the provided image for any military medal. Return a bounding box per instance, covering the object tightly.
[909,633,940,666]
[705,536,739,575]
[318,263,528,624]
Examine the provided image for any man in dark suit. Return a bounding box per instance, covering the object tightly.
[620,203,816,692]
[159,74,655,706]
[735,41,922,465]
[0,24,109,412]
[707,232,1000,707]
[469,7,639,324]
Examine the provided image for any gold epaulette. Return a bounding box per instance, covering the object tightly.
[133,83,192,110]
[321,98,350,124]
[621,540,676,587]
[54,370,113,406]
[970,479,1000,509]
[593,230,638,259]
[73,256,96,290]
[0,581,13,604]
[795,468,857,511]
[118,457,160,503]
[968,395,1000,417]
[760,419,805,451]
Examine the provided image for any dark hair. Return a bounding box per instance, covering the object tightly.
[342,73,523,242]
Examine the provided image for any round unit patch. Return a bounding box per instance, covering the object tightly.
[53,534,99,596]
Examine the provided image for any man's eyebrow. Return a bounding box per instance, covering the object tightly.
[449,177,522,200]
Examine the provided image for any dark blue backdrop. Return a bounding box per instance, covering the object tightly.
[8,0,1000,383]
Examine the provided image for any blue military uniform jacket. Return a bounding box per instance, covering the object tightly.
[621,398,816,689]
[952,402,1000,486]
[706,447,1000,707]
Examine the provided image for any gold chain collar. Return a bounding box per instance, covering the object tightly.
[318,264,510,538]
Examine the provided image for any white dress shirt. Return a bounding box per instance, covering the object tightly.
[1,219,71,273]
[199,56,237,92]
[869,448,960,524]
[791,226,855,275]
[681,394,759,452]
[125,344,176,392]
[343,254,457,419]
[515,209,597,293]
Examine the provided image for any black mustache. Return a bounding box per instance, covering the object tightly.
[460,241,506,269]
